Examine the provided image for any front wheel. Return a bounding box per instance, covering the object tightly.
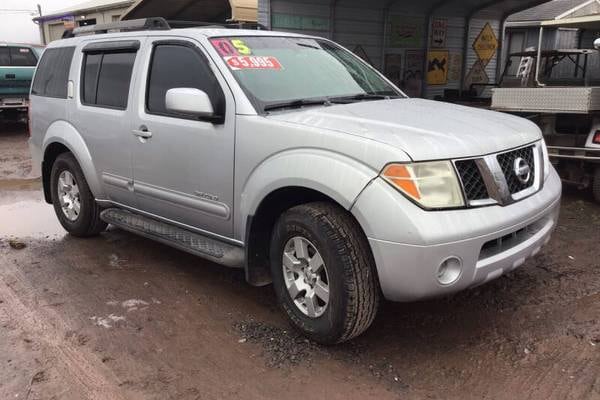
[270,202,379,344]
[50,152,107,237]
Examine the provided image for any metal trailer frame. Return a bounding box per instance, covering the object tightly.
[493,23,600,151]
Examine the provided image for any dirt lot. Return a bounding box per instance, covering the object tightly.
[1,123,599,400]
[0,122,33,181]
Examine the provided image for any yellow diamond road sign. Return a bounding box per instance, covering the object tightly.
[473,23,498,66]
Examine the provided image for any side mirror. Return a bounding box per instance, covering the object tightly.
[595,38,600,50]
[165,88,214,118]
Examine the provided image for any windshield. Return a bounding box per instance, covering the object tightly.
[210,36,403,112]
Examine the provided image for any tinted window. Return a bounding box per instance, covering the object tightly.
[9,47,38,66]
[82,51,136,109]
[0,48,9,65]
[82,53,101,104]
[147,44,224,117]
[32,47,75,98]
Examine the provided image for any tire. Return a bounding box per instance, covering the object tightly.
[594,167,600,204]
[50,152,107,237]
[270,202,379,344]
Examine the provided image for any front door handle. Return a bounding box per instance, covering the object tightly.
[132,128,153,139]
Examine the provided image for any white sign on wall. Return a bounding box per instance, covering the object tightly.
[431,18,448,48]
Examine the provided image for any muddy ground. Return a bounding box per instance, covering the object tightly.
[1,123,599,400]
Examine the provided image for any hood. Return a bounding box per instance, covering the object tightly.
[267,98,541,161]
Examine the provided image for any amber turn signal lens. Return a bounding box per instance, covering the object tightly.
[382,165,421,200]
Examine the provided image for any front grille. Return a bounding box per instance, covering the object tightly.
[479,215,550,261]
[497,146,535,194]
[455,160,488,201]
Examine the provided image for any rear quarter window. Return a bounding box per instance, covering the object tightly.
[32,47,76,98]
[9,47,38,66]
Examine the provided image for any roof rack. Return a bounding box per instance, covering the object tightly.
[166,20,269,30]
[64,17,268,38]
[69,17,170,37]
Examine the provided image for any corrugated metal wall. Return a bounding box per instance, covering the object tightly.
[258,0,270,27]
[334,5,384,69]
[269,0,331,37]
[260,0,507,100]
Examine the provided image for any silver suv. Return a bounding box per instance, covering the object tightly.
[29,19,562,344]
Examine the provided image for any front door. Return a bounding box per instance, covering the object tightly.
[130,38,236,238]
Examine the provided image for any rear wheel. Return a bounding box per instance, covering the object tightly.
[270,202,379,344]
[50,153,107,237]
[593,167,600,204]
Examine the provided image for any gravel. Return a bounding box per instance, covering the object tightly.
[234,320,324,368]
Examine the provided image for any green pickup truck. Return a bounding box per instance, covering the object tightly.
[0,43,43,121]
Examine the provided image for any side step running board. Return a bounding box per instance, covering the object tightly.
[100,208,244,269]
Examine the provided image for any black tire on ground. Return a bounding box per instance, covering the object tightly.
[50,152,107,237]
[269,202,379,345]
[593,167,600,204]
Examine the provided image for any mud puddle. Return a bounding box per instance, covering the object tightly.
[0,191,65,239]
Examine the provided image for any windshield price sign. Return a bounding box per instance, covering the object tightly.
[224,56,282,70]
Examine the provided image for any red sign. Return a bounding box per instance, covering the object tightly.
[224,56,282,70]
[211,39,239,56]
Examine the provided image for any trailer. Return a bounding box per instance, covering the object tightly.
[492,17,600,202]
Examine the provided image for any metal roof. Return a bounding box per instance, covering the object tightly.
[122,0,257,22]
[431,0,555,18]
[508,0,600,23]
[541,12,600,27]
[121,0,551,23]
[33,0,135,21]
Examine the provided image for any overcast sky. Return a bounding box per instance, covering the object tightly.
[0,0,83,44]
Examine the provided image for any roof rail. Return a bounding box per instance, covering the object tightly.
[166,20,269,30]
[63,17,269,39]
[68,17,170,37]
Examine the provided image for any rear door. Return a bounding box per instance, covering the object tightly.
[130,37,236,238]
[70,39,144,206]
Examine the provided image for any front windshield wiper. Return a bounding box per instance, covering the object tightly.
[264,98,332,112]
[330,93,401,103]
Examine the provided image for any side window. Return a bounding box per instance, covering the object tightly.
[146,44,225,118]
[82,53,101,104]
[31,47,76,98]
[9,47,38,66]
[82,51,136,109]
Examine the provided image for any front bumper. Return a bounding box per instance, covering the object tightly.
[351,167,562,302]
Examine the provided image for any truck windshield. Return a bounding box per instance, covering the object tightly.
[210,36,403,112]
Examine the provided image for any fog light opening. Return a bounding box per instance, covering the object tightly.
[437,257,462,286]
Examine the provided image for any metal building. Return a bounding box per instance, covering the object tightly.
[33,0,135,44]
[123,0,258,23]
[258,0,552,99]
[504,0,600,55]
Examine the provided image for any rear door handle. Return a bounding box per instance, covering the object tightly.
[132,128,152,139]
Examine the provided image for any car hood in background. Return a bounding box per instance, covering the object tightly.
[267,98,541,161]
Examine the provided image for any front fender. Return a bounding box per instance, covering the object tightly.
[237,149,379,238]
[42,120,105,199]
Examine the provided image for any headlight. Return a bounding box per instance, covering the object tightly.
[540,139,551,181]
[382,161,465,209]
